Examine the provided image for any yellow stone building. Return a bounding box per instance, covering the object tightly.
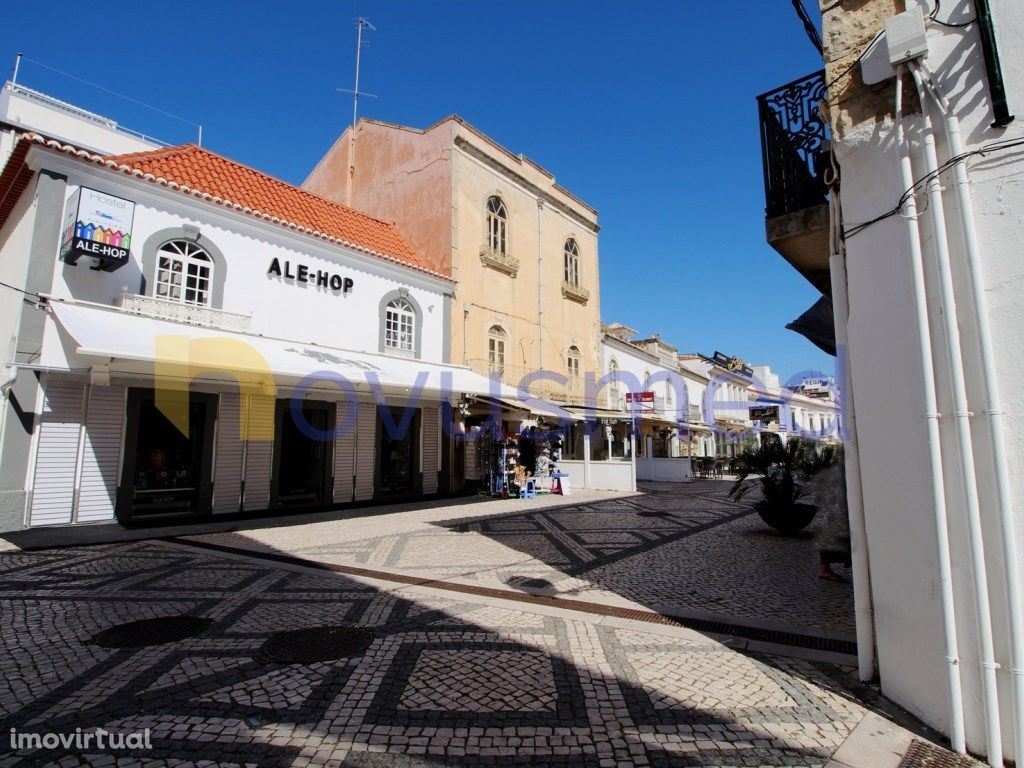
[303,115,602,404]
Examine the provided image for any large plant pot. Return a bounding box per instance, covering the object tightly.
[754,501,817,533]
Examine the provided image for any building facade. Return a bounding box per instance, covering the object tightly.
[302,116,603,405]
[758,0,1024,761]
[0,133,523,531]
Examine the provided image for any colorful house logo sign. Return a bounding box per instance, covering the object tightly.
[59,187,135,272]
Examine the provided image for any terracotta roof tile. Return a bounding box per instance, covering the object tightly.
[98,143,445,280]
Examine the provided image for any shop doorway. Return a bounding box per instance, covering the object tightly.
[376,406,420,497]
[271,400,335,506]
[118,390,217,521]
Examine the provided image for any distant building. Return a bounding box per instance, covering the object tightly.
[0,80,161,169]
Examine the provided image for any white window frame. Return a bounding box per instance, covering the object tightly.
[488,325,507,373]
[609,358,620,405]
[154,240,214,307]
[563,239,580,286]
[384,298,416,357]
[567,346,582,378]
[486,196,508,255]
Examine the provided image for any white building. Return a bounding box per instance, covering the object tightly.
[599,324,694,482]
[0,132,524,530]
[1,78,161,170]
[760,0,1024,761]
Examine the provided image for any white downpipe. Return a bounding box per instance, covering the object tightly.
[916,60,1024,764]
[826,178,875,683]
[910,64,1003,767]
[893,65,966,754]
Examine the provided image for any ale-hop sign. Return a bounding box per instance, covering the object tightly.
[60,187,135,272]
[267,258,354,294]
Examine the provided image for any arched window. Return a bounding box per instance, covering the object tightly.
[486,196,508,254]
[488,325,506,373]
[609,358,620,405]
[666,382,673,407]
[155,240,213,306]
[563,238,580,286]
[567,346,582,378]
[384,297,416,357]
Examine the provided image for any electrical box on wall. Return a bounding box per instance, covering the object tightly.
[886,6,929,66]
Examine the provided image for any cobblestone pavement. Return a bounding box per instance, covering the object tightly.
[0,540,876,767]
[186,481,854,636]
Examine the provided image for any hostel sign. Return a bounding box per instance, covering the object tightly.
[60,187,135,272]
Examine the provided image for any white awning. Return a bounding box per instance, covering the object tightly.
[470,395,578,421]
[47,302,569,417]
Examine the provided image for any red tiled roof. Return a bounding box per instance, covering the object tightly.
[99,143,444,279]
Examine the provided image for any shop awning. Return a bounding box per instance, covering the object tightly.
[785,295,836,357]
[468,395,577,421]
[47,302,565,413]
[563,405,631,420]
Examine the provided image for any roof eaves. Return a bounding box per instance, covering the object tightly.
[24,133,454,284]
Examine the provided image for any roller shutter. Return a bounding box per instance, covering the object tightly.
[354,402,376,501]
[76,385,125,523]
[421,403,439,494]
[213,393,244,514]
[243,395,274,511]
[28,380,85,526]
[333,401,356,503]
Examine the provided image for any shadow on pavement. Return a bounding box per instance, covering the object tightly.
[0,538,855,767]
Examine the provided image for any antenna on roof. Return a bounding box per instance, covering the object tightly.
[336,17,377,131]
[336,17,377,205]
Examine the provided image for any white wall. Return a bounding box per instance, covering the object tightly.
[835,0,1024,755]
[0,186,38,374]
[601,337,686,422]
[41,158,449,363]
[0,83,159,169]
[636,457,692,482]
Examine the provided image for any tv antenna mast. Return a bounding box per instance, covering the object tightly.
[337,17,376,204]
[337,17,377,131]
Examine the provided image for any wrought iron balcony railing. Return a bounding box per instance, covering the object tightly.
[757,70,830,219]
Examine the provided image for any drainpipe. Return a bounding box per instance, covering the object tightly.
[910,63,1002,767]
[973,0,1014,128]
[827,187,876,684]
[915,60,1024,764]
[891,65,966,753]
[536,201,544,375]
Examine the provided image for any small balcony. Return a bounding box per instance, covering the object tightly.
[561,281,590,304]
[479,246,519,276]
[465,359,597,407]
[116,293,252,333]
[757,70,831,293]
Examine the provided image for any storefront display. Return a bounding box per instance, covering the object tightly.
[118,390,216,521]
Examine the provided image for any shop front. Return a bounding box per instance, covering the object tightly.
[117,389,217,522]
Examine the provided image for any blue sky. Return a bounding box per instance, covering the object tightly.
[2,1,832,382]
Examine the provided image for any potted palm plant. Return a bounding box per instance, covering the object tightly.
[728,438,818,533]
